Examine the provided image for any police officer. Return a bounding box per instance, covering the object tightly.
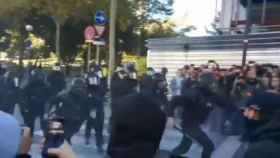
[110,66,138,130]
[84,65,105,152]
[47,63,66,97]
[100,60,109,91]
[110,66,137,110]
[125,64,138,90]
[140,68,168,110]
[0,69,21,114]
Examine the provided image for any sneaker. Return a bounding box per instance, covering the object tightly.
[85,139,90,145]
[97,145,104,154]
[170,155,187,158]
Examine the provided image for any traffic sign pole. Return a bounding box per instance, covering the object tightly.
[96,45,100,65]
[87,42,92,72]
[84,26,96,72]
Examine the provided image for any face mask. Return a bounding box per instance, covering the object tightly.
[14,78,19,87]
[118,73,125,79]
[97,71,103,78]
[130,73,137,79]
[90,68,95,72]
[4,72,9,78]
[30,70,36,76]
[53,66,61,71]
[147,71,154,76]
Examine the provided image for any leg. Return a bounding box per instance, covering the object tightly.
[94,118,104,148]
[186,127,215,158]
[23,113,36,136]
[94,100,105,151]
[85,117,94,145]
[171,135,193,156]
[94,121,104,153]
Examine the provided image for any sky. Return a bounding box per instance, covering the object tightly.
[172,0,219,36]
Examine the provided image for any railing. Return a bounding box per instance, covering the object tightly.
[216,25,280,34]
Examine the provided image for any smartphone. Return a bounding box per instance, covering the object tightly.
[42,118,65,158]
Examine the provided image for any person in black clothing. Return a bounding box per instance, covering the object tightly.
[47,78,88,144]
[84,66,105,152]
[0,63,6,76]
[107,92,166,158]
[243,91,280,158]
[47,63,66,97]
[168,72,227,158]
[22,69,49,135]
[110,67,137,113]
[0,70,21,114]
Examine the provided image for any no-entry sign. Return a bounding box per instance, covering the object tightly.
[84,26,96,41]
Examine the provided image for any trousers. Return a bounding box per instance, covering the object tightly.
[172,126,215,158]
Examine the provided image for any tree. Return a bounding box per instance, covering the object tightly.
[0,0,34,66]
[30,0,98,62]
[0,0,175,66]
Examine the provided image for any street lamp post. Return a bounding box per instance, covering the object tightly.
[108,0,117,86]
[242,0,252,67]
[19,24,33,67]
[109,0,117,72]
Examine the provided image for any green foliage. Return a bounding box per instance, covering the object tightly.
[4,30,21,58]
[0,0,175,63]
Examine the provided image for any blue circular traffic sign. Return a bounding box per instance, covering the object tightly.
[95,11,106,26]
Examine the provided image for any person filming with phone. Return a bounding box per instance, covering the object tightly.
[0,111,76,158]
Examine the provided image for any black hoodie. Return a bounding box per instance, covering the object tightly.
[244,112,280,158]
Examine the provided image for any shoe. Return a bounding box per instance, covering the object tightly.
[97,145,104,154]
[85,139,90,145]
[170,155,187,158]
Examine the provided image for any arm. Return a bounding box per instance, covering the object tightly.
[167,95,187,117]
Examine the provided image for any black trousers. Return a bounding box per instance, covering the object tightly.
[85,99,105,147]
[172,126,215,158]
[22,112,44,136]
[85,117,104,147]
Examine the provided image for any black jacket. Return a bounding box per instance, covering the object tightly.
[23,79,49,116]
[111,75,136,100]
[16,154,31,158]
[107,92,166,158]
[168,79,213,127]
[244,112,280,158]
[47,71,66,95]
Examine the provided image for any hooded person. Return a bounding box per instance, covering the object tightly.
[107,92,166,158]
[243,91,280,158]
[47,78,88,144]
[22,68,49,136]
[0,70,21,114]
[47,63,66,97]
[168,72,224,158]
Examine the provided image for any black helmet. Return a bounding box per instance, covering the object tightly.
[71,78,86,90]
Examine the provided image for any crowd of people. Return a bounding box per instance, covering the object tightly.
[167,61,280,158]
[0,60,279,158]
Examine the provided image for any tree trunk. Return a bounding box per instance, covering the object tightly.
[19,39,24,68]
[55,20,61,63]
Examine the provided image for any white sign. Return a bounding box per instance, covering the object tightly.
[94,25,106,38]
[92,40,106,46]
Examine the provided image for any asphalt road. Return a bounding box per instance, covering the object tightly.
[13,103,244,158]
